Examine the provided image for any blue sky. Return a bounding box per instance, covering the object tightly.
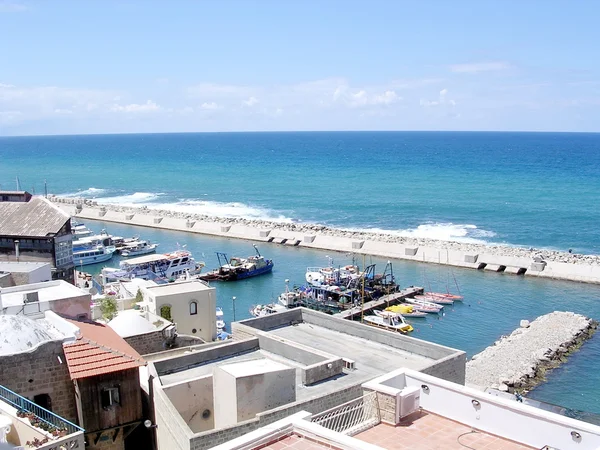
[1,0,600,135]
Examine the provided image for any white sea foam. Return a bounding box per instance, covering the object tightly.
[345,222,497,244]
[96,192,163,205]
[62,187,108,198]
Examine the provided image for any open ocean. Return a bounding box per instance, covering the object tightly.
[1,131,600,415]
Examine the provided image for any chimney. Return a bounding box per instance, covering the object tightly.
[14,240,20,261]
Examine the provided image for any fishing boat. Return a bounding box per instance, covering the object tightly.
[199,245,273,281]
[363,310,414,333]
[216,307,226,331]
[404,297,443,313]
[120,241,159,257]
[415,294,454,305]
[73,244,116,266]
[101,250,204,283]
[384,304,428,318]
[249,303,287,317]
[305,264,361,287]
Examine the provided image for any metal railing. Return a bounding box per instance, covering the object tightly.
[0,385,83,435]
[311,391,380,436]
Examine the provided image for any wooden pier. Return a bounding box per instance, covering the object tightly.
[335,286,424,320]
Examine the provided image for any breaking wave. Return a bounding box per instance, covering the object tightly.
[62,187,108,197]
[95,192,164,205]
[349,222,498,244]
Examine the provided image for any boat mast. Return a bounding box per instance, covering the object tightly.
[253,244,261,257]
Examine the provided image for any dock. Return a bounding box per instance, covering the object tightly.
[335,286,424,320]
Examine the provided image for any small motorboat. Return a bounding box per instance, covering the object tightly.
[415,294,454,305]
[364,310,413,333]
[121,241,159,257]
[250,303,287,318]
[385,304,427,318]
[404,297,443,313]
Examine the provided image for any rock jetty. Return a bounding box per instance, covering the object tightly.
[466,311,597,393]
[50,196,600,267]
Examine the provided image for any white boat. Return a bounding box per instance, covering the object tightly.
[73,244,116,266]
[250,303,287,318]
[363,311,414,333]
[216,307,226,331]
[404,297,443,313]
[121,241,159,257]
[101,250,204,283]
[426,291,464,301]
[415,294,454,305]
[305,264,361,287]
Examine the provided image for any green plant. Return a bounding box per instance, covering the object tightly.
[159,305,172,321]
[134,288,143,304]
[100,296,118,321]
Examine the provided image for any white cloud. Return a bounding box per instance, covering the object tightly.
[243,96,259,107]
[420,88,456,108]
[53,108,73,114]
[0,1,28,12]
[200,102,220,110]
[450,61,511,74]
[111,100,160,113]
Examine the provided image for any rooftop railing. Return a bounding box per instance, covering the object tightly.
[0,385,83,435]
[311,391,380,436]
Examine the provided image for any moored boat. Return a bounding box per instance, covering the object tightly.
[426,291,463,301]
[250,303,287,317]
[404,297,443,313]
[415,294,454,305]
[199,245,273,281]
[363,310,414,333]
[73,244,116,266]
[384,304,428,318]
[121,241,159,257]
[216,307,226,331]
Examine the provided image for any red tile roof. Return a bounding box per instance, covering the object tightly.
[62,319,146,380]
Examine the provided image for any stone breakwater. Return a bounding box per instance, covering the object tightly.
[465,311,598,393]
[51,196,600,267]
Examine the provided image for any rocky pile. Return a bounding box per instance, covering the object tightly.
[466,311,597,393]
[50,196,600,266]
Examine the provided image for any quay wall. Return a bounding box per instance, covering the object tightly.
[465,311,598,392]
[51,197,600,285]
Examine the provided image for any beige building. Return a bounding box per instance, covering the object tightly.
[141,280,216,342]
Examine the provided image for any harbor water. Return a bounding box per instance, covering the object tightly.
[1,131,600,414]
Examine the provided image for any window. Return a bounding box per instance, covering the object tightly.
[101,387,120,408]
[190,301,198,315]
[33,394,52,411]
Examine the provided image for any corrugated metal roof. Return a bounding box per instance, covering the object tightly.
[0,197,70,237]
[62,319,146,380]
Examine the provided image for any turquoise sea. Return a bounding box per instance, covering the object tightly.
[1,131,600,415]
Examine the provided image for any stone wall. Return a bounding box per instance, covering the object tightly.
[0,340,76,423]
[124,331,205,356]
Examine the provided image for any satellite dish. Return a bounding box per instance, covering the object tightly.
[90,287,98,296]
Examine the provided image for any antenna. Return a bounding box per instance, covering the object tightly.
[16,176,21,191]
[44,180,48,198]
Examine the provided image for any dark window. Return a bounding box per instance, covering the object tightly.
[190,301,198,315]
[33,394,52,411]
[101,387,120,408]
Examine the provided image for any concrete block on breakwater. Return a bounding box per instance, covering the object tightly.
[465,311,597,393]
[50,196,600,284]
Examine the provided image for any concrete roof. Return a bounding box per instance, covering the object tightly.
[219,358,291,377]
[0,261,51,274]
[108,309,158,337]
[0,196,70,238]
[146,280,212,295]
[0,315,66,356]
[1,280,88,308]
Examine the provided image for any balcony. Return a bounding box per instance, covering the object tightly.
[0,384,84,450]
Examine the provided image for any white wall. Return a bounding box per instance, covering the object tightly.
[163,375,214,433]
[146,284,216,341]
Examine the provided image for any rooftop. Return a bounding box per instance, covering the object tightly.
[0,314,68,356]
[145,279,213,295]
[0,261,52,274]
[0,280,88,308]
[0,196,70,237]
[63,318,146,379]
[108,309,166,337]
[355,412,533,450]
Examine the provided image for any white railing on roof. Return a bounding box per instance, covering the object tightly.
[311,391,380,436]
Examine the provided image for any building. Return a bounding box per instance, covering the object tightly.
[0,310,148,450]
[147,307,466,450]
[62,318,146,450]
[0,192,74,283]
[210,368,600,450]
[0,261,52,287]
[0,280,91,320]
[139,280,217,342]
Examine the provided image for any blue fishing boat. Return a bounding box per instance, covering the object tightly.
[200,245,274,281]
